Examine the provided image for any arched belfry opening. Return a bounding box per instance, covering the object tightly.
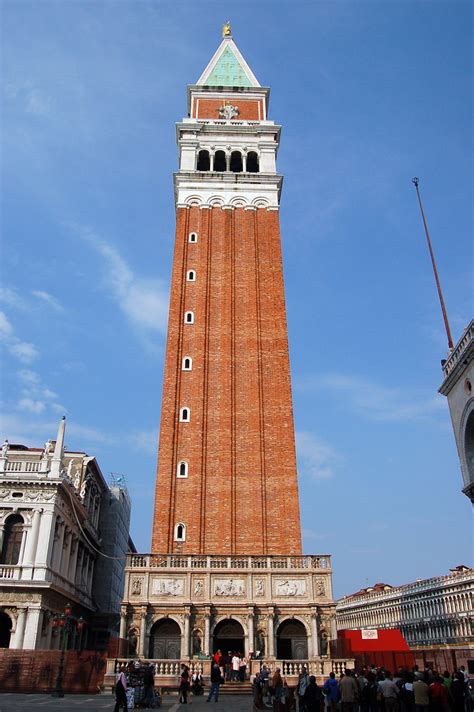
[276,619,308,660]
[246,151,259,173]
[149,618,181,659]
[214,150,226,172]
[213,618,244,655]
[197,150,210,171]
[0,611,12,648]
[230,151,243,173]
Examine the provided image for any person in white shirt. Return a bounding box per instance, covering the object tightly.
[232,654,241,681]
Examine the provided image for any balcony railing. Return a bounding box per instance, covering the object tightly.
[442,320,474,377]
[127,554,331,571]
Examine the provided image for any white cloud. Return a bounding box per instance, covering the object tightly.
[18,398,46,414]
[128,428,158,455]
[299,372,445,422]
[296,431,341,480]
[0,313,39,363]
[69,223,168,335]
[32,290,64,312]
[16,369,63,414]
[0,287,27,310]
[0,311,13,336]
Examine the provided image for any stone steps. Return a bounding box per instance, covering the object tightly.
[218,681,253,696]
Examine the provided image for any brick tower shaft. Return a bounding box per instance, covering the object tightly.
[151,33,302,556]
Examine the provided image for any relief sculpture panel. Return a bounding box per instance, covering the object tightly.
[151,578,185,596]
[274,579,306,597]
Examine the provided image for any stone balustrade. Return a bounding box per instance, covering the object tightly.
[127,554,331,571]
[442,320,474,378]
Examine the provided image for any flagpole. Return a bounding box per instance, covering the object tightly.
[412,177,454,350]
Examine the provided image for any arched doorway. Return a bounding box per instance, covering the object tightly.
[276,619,308,660]
[213,619,245,655]
[148,618,181,659]
[0,611,12,648]
[463,409,474,484]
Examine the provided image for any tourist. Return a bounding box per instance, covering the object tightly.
[360,672,378,712]
[304,675,323,712]
[240,653,248,681]
[298,665,311,712]
[340,670,360,712]
[378,671,399,712]
[323,671,341,712]
[114,667,128,712]
[179,664,190,704]
[272,668,285,711]
[192,667,204,696]
[399,672,415,712]
[451,672,467,712]
[232,652,241,681]
[428,674,447,712]
[141,663,155,708]
[413,673,430,712]
[207,662,223,703]
[223,650,232,681]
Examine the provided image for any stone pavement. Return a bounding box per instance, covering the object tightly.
[0,693,255,711]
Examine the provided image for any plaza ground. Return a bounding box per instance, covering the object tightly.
[0,693,253,711]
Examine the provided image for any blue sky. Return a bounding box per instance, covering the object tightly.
[1,1,472,598]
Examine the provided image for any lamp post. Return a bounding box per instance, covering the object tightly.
[51,603,85,698]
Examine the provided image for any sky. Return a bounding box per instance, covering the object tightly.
[1,0,472,599]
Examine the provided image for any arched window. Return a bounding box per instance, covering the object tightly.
[182,357,192,371]
[246,151,259,173]
[230,151,243,173]
[184,311,194,324]
[175,523,186,541]
[187,270,196,282]
[197,150,210,171]
[179,407,190,422]
[177,461,188,478]
[214,150,227,172]
[0,514,24,565]
[189,232,198,243]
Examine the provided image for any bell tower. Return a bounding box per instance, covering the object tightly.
[117,29,339,672]
[151,27,302,556]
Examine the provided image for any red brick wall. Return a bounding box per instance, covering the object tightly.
[0,649,107,694]
[151,206,302,556]
[193,98,263,120]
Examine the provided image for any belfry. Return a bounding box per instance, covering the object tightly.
[115,27,347,685]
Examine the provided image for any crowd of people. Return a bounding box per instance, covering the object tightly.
[252,664,472,712]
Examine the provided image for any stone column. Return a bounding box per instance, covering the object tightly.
[60,529,72,579]
[247,609,254,656]
[204,609,211,656]
[34,509,55,576]
[311,610,320,658]
[12,608,27,649]
[267,610,275,658]
[182,612,190,659]
[68,537,79,582]
[22,509,41,580]
[139,609,147,658]
[22,606,41,649]
[330,614,337,641]
[52,521,65,573]
[119,607,127,639]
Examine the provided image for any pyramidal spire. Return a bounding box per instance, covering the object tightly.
[197,27,260,88]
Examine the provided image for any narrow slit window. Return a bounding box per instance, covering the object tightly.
[177,461,188,478]
[187,270,196,282]
[175,523,186,541]
[180,407,190,422]
[182,357,192,371]
[189,233,198,243]
[184,311,194,324]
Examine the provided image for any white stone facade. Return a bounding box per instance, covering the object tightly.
[439,320,474,502]
[336,567,474,648]
[0,419,130,649]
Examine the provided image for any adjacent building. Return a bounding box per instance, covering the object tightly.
[336,566,473,648]
[0,418,132,650]
[439,320,474,502]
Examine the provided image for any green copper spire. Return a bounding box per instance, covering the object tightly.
[204,45,253,87]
